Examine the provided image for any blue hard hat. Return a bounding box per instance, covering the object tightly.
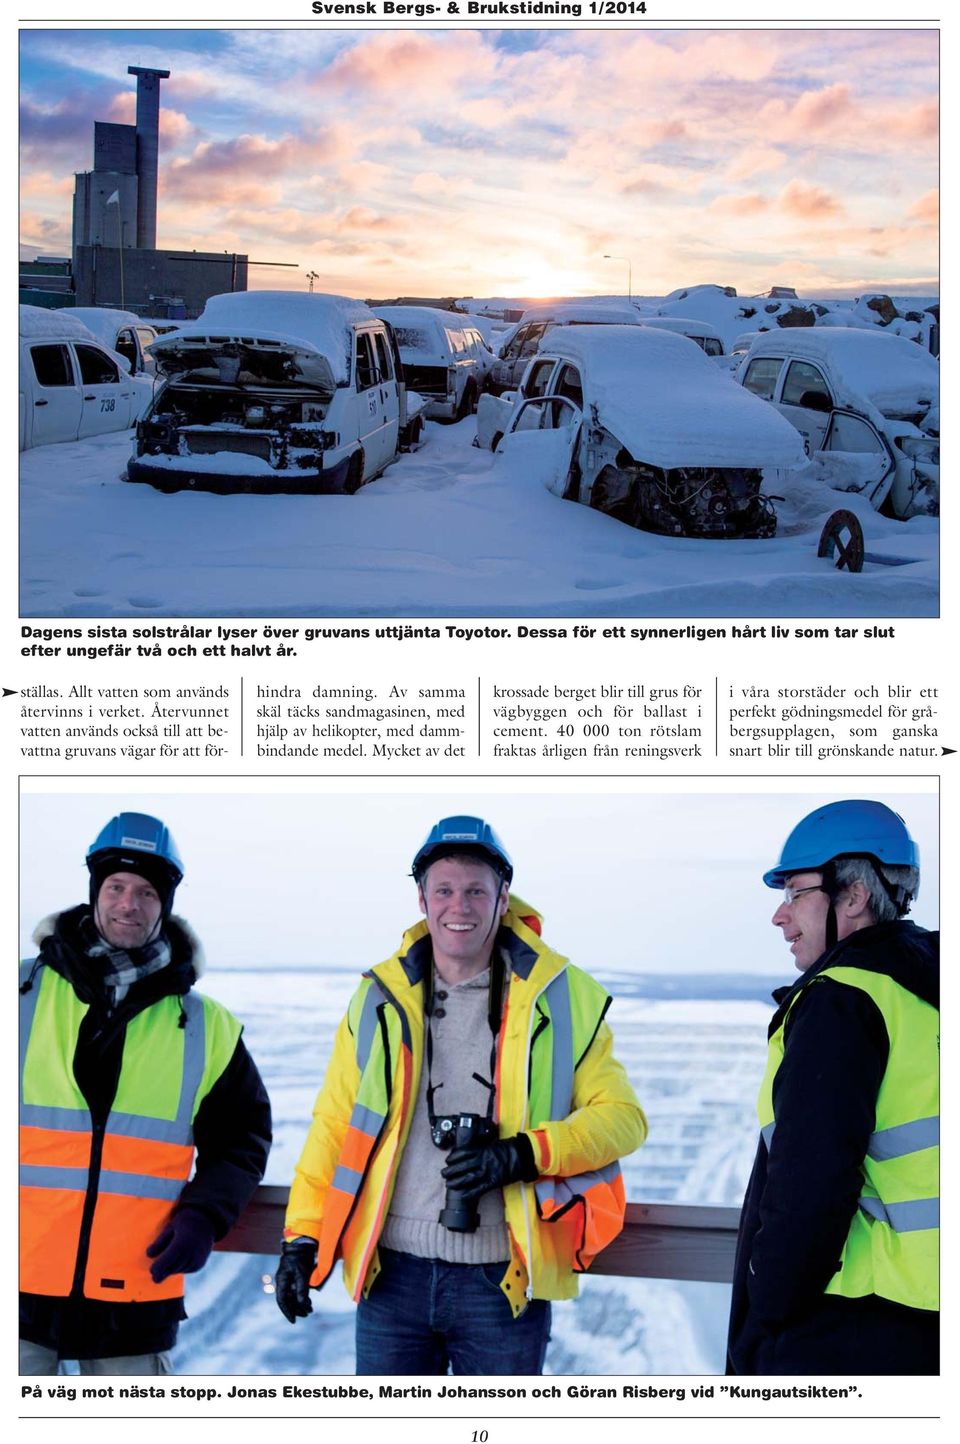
[763,800,919,889]
[412,815,514,884]
[86,811,184,910]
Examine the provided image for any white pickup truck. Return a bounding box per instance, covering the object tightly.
[126,291,425,494]
[19,305,152,451]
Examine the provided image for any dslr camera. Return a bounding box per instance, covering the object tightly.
[431,1112,498,1233]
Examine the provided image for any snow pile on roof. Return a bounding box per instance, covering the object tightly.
[19,305,98,342]
[159,292,374,385]
[69,309,148,347]
[546,326,806,469]
[519,300,640,327]
[374,306,466,357]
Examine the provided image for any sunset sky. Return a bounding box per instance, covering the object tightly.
[19,27,939,299]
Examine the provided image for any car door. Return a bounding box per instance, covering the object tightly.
[776,358,834,457]
[499,363,582,498]
[373,328,400,456]
[73,342,136,438]
[25,343,83,445]
[354,330,392,478]
[818,408,896,510]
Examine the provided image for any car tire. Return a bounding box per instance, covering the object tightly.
[456,381,477,421]
[343,453,364,495]
[589,465,636,524]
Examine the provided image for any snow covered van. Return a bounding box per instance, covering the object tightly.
[19,305,152,451]
[373,306,491,421]
[126,291,424,494]
[489,325,806,538]
[735,327,939,518]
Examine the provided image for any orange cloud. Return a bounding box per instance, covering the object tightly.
[323,31,496,102]
[900,100,938,140]
[779,179,843,219]
[726,145,788,182]
[710,192,771,217]
[906,189,939,225]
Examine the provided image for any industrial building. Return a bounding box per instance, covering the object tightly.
[22,65,249,318]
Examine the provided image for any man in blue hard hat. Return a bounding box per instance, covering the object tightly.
[727,800,939,1375]
[276,814,646,1374]
[19,812,272,1375]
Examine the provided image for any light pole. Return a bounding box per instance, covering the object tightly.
[603,253,632,302]
[306,270,319,294]
[107,190,125,310]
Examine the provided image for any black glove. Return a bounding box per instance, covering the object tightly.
[146,1208,216,1283]
[275,1238,317,1324]
[440,1134,539,1201]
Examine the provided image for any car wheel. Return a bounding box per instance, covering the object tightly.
[589,465,637,524]
[343,453,364,494]
[456,382,477,421]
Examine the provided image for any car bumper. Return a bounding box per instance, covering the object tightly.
[125,451,355,496]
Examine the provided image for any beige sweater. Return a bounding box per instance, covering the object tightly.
[380,965,511,1264]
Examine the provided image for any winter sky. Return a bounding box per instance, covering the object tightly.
[19,27,938,299]
[20,786,938,977]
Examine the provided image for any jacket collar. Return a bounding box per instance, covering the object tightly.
[29,905,204,1012]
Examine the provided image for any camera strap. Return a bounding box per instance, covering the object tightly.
[425,945,505,1129]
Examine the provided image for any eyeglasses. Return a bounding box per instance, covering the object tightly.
[781,883,824,906]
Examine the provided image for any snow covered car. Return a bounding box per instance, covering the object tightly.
[490,325,806,538]
[373,306,491,421]
[126,292,424,494]
[69,308,159,376]
[640,316,726,358]
[487,301,640,394]
[19,304,152,451]
[735,328,939,518]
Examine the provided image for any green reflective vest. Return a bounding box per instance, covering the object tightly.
[758,964,939,1312]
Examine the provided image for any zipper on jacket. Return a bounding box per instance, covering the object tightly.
[70,1117,106,1297]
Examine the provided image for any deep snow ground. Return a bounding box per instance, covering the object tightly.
[19,417,938,618]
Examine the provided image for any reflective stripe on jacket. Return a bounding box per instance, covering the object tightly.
[285,898,646,1312]
[757,963,938,1311]
[19,960,242,1302]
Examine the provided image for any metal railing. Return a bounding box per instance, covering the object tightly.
[216,1187,741,1284]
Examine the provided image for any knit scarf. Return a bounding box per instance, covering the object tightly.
[86,933,172,1007]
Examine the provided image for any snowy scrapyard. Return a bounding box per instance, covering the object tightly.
[19,289,939,619]
[18,420,937,619]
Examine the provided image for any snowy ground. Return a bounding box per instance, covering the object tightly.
[20,417,938,618]
[168,969,772,1376]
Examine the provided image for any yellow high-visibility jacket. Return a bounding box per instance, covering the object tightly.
[285,898,647,1314]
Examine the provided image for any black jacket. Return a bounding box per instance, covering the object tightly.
[20,906,272,1361]
[726,920,939,1376]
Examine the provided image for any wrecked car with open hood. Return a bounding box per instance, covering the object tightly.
[126,291,424,495]
[488,325,806,539]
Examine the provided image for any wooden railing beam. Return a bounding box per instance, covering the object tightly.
[215,1188,742,1285]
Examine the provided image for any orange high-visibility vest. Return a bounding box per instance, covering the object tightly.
[20,959,240,1302]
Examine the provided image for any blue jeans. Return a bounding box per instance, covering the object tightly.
[356,1247,551,1375]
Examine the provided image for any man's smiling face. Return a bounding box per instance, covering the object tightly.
[418,856,508,982]
[96,871,163,949]
[771,871,830,971]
